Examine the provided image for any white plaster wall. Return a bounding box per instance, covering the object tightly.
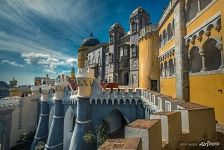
[10,98,38,148]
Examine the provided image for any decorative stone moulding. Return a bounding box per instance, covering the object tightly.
[185,14,221,46]
[159,48,175,62]
[158,0,177,27]
[197,35,202,42]
[215,40,223,50]
[215,25,221,32]
[205,31,211,37]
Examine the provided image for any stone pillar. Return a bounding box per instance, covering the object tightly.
[31,85,51,150]
[45,78,67,150]
[173,58,176,75]
[200,51,207,72]
[69,68,96,150]
[174,0,189,101]
[217,41,224,70]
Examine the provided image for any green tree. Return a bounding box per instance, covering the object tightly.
[83,131,96,144]
[35,141,45,150]
[97,119,110,146]
[10,131,34,150]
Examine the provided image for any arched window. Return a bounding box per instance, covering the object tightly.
[124,48,128,56]
[120,48,123,57]
[203,39,221,71]
[167,23,173,41]
[131,75,136,84]
[109,76,112,82]
[160,63,163,77]
[187,0,198,22]
[132,22,137,33]
[159,35,162,48]
[200,0,212,10]
[164,61,167,77]
[168,59,174,75]
[124,72,129,85]
[163,30,167,44]
[110,35,114,44]
[98,56,101,64]
[172,19,175,36]
[92,56,96,64]
[131,44,137,57]
[189,46,202,73]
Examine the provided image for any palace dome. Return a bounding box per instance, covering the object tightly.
[81,33,100,47]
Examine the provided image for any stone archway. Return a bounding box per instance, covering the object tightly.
[203,38,221,71]
[104,110,128,138]
[123,72,129,85]
[189,46,202,73]
[187,0,198,21]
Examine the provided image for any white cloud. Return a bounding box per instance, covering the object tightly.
[1,59,24,67]
[21,52,77,74]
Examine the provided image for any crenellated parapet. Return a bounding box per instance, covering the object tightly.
[53,77,69,100]
[125,103,217,150]
[90,87,141,105]
[141,89,185,113]
[76,68,95,98]
[31,85,40,95]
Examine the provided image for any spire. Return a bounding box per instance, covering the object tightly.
[71,66,76,81]
[90,32,93,37]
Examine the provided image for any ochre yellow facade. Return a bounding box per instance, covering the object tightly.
[158,10,176,97]
[185,0,224,125]
[160,77,176,98]
[190,73,224,124]
[78,47,88,68]
[156,0,224,125]
[139,32,159,90]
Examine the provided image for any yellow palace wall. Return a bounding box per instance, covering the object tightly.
[160,77,176,97]
[139,33,160,89]
[186,0,224,125]
[190,73,224,124]
[158,11,177,97]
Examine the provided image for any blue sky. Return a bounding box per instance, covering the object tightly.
[0,0,169,85]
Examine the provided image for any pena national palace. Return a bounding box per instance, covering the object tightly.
[0,0,224,150]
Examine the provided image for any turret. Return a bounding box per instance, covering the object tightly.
[45,75,68,150]
[77,68,95,97]
[53,76,68,100]
[31,84,51,149]
[9,77,17,87]
[130,7,150,35]
[69,67,96,150]
[41,84,51,101]
[109,23,124,45]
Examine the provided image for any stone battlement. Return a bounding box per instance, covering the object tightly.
[31,86,40,92]
[125,104,216,150]
[90,87,141,105]
[77,68,94,78]
[55,77,69,86]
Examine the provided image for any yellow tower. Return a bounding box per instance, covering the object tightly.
[77,33,100,68]
[139,25,160,91]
